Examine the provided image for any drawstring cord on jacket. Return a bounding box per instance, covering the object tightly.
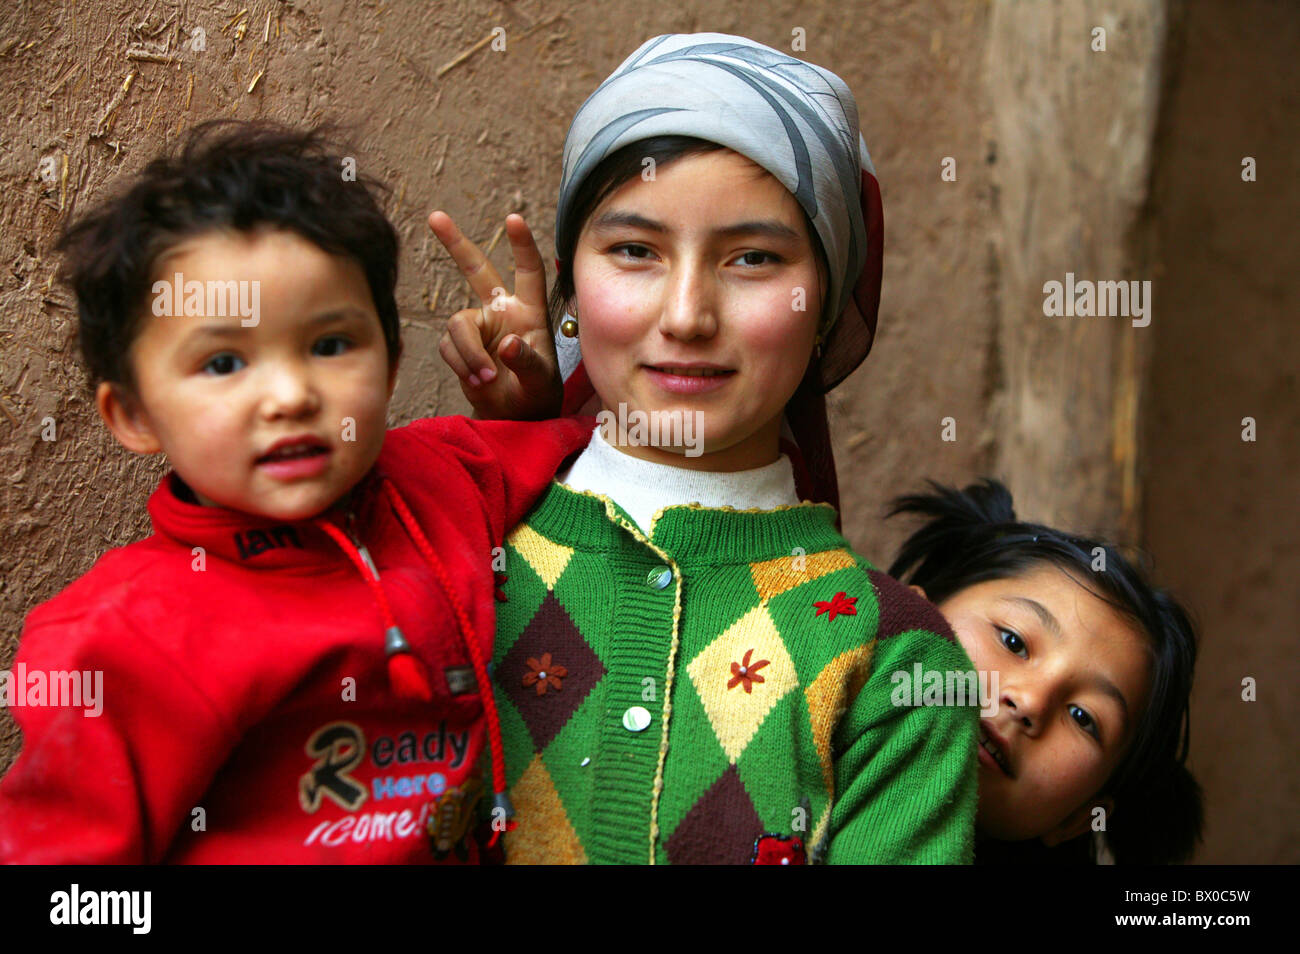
[313,479,517,843]
[314,518,436,704]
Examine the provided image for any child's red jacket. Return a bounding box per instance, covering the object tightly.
[0,415,592,863]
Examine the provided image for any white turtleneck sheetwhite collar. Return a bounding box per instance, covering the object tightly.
[557,424,800,534]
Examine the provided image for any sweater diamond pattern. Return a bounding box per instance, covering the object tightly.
[510,523,574,589]
[748,547,858,601]
[665,765,765,865]
[685,604,799,762]
[494,482,979,864]
[498,591,606,751]
[804,644,875,834]
[504,754,586,864]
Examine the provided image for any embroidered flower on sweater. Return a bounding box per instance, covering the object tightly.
[727,649,770,694]
[813,591,857,621]
[522,653,567,695]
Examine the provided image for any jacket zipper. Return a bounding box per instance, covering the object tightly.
[346,506,381,580]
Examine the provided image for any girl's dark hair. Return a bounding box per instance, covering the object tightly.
[58,120,402,388]
[548,135,828,335]
[887,478,1204,865]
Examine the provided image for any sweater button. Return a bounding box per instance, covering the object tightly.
[622,706,652,732]
[647,566,673,589]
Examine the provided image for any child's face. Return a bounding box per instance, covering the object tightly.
[571,149,827,471]
[934,564,1152,845]
[99,227,395,521]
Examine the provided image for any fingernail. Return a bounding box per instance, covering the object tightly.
[479,367,496,382]
[468,374,480,387]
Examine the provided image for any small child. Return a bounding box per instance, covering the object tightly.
[0,121,592,863]
[887,478,1204,864]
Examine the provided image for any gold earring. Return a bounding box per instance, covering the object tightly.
[560,309,579,338]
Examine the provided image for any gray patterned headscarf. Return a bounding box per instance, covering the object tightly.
[555,32,883,392]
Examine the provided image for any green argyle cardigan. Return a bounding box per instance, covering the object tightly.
[492,481,979,864]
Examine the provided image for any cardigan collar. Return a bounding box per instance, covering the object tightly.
[558,424,800,535]
[526,478,845,566]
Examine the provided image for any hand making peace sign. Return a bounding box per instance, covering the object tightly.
[428,210,562,420]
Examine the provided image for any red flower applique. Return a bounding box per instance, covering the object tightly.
[727,649,770,694]
[493,572,509,603]
[814,591,857,621]
[522,653,567,695]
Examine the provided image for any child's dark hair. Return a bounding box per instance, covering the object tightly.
[887,477,1204,865]
[57,120,402,388]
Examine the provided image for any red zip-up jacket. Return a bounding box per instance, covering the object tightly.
[0,414,593,863]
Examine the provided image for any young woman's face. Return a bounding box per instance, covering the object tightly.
[933,564,1152,844]
[570,148,827,471]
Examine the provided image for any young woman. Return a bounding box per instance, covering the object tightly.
[433,34,976,864]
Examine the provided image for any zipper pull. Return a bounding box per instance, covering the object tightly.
[356,542,380,580]
[344,505,380,579]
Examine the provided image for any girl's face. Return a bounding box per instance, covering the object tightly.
[932,563,1152,845]
[570,148,828,471]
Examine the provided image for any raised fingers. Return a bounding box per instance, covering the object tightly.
[506,214,547,311]
[438,331,471,382]
[429,210,506,308]
[441,309,496,386]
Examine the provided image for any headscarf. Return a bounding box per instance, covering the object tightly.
[554,33,884,515]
